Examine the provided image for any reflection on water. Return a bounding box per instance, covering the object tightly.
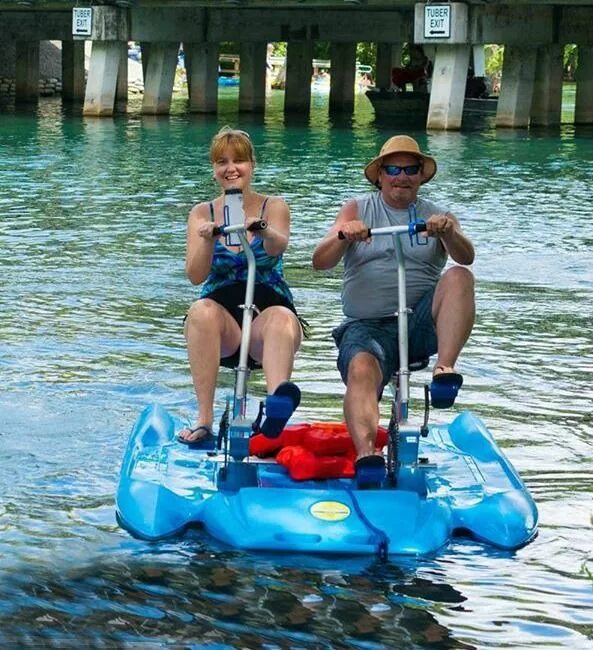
[0,92,592,648]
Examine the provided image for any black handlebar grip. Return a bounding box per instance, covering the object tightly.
[212,221,267,237]
[248,220,267,232]
[414,223,427,233]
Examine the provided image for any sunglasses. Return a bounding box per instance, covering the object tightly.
[217,128,250,139]
[381,164,422,177]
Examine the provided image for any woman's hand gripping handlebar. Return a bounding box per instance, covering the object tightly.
[337,221,427,241]
[212,220,267,238]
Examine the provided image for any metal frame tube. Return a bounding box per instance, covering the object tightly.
[393,234,409,423]
[233,230,256,417]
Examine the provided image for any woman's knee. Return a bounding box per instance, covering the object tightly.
[185,299,225,333]
[260,307,302,342]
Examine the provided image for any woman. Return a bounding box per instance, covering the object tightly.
[179,127,303,445]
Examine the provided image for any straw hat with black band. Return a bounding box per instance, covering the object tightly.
[364,135,437,187]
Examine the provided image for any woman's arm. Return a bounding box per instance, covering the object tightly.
[185,203,217,285]
[253,196,290,258]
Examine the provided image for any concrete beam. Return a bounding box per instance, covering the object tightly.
[90,6,129,41]
[496,45,537,128]
[329,41,357,113]
[239,41,267,113]
[472,45,486,77]
[559,8,593,46]
[469,6,554,46]
[130,7,206,42]
[575,46,593,124]
[0,11,71,41]
[185,41,219,113]
[284,39,313,114]
[142,41,178,114]
[15,40,39,104]
[83,40,121,116]
[207,9,410,43]
[116,41,128,113]
[61,39,85,102]
[426,44,471,130]
[530,44,563,127]
[376,42,402,90]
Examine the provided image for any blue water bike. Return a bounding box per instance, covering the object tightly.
[116,216,538,556]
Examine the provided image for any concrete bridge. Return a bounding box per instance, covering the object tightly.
[1,1,592,129]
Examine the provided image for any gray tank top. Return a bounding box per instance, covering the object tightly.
[342,193,448,319]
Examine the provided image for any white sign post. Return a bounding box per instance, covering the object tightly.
[72,7,93,38]
[424,4,451,39]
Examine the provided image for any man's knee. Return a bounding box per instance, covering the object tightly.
[347,352,382,387]
[442,266,474,291]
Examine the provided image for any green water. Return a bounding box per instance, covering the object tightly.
[0,91,592,648]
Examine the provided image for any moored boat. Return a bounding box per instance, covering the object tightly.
[365,88,498,121]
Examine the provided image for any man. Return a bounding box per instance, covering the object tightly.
[312,135,475,485]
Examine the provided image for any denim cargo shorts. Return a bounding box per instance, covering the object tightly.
[332,287,437,390]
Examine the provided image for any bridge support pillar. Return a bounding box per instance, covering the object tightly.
[329,42,356,113]
[239,42,267,113]
[575,45,593,124]
[426,44,470,130]
[376,42,402,90]
[83,5,128,116]
[472,45,486,77]
[15,41,39,104]
[185,42,219,113]
[62,40,86,103]
[496,45,537,128]
[83,41,121,116]
[142,42,178,114]
[530,44,563,126]
[285,39,313,114]
[115,41,128,112]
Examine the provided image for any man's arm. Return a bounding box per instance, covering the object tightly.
[425,212,475,265]
[312,200,369,270]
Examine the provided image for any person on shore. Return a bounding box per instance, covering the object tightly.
[312,135,475,485]
[179,127,303,446]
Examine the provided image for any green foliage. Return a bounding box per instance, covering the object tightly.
[564,44,578,80]
[270,42,287,57]
[356,42,377,70]
[484,44,504,77]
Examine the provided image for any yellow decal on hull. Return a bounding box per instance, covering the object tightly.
[309,501,351,522]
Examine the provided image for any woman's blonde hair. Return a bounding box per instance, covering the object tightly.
[209,126,255,164]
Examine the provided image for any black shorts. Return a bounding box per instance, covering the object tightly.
[195,282,298,369]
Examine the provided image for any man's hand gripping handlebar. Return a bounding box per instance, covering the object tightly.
[337,221,427,240]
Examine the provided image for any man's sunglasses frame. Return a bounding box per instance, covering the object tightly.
[381,164,422,177]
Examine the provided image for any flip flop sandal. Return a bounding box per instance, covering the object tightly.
[355,455,386,489]
[430,372,464,409]
[177,425,216,450]
[259,381,301,439]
